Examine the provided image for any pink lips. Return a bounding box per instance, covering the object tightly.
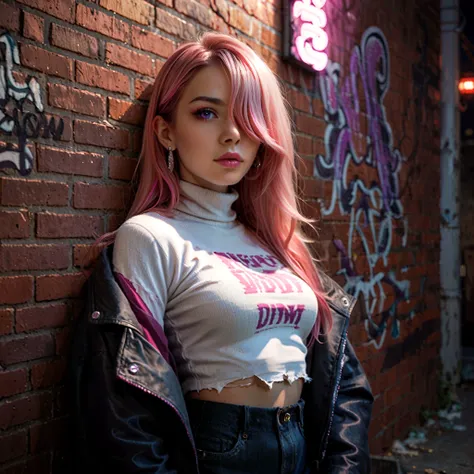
[215,152,243,169]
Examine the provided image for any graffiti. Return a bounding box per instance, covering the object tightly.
[315,27,425,349]
[0,32,63,175]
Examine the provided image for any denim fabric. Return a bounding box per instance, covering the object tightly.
[186,398,310,474]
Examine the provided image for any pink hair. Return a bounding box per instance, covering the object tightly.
[99,33,332,343]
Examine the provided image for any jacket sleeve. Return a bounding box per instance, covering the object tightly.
[320,340,374,474]
[69,313,180,474]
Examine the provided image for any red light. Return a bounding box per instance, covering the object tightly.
[459,78,474,94]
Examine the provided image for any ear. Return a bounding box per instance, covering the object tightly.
[152,115,175,150]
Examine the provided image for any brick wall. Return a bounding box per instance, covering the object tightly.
[0,0,441,470]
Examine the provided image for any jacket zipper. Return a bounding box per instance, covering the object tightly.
[320,330,348,460]
[117,374,200,474]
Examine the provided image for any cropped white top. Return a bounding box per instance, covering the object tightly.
[113,180,318,394]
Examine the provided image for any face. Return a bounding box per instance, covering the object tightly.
[154,63,261,193]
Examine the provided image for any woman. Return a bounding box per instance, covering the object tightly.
[69,33,373,474]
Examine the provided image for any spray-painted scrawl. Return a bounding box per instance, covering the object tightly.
[0,33,63,175]
[315,27,422,349]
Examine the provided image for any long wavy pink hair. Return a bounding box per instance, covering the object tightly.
[99,32,332,343]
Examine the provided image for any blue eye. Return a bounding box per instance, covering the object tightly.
[194,108,217,120]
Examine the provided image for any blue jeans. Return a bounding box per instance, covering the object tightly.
[186,398,310,474]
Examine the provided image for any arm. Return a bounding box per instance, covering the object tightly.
[69,315,180,473]
[320,340,374,474]
[69,221,184,473]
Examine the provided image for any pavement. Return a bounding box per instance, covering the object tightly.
[393,383,474,474]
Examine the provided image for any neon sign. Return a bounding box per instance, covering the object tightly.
[283,0,329,72]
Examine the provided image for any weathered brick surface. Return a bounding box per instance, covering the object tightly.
[23,11,44,41]
[76,3,130,42]
[37,146,103,177]
[76,61,130,95]
[16,0,75,22]
[0,2,20,31]
[0,244,70,271]
[105,43,155,76]
[0,210,29,239]
[74,120,130,150]
[0,178,69,207]
[100,0,154,25]
[48,83,106,117]
[36,212,103,238]
[108,98,147,125]
[20,44,74,80]
[50,23,99,58]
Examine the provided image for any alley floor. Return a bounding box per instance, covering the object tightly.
[394,383,474,474]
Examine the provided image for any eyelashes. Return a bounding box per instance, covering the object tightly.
[192,108,217,120]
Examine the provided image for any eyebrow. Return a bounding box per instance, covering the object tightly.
[188,96,226,106]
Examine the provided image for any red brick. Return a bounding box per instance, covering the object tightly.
[297,158,314,176]
[50,23,99,58]
[20,44,73,80]
[74,120,129,150]
[76,61,130,95]
[74,182,130,210]
[0,210,29,239]
[0,430,28,464]
[76,4,130,43]
[0,368,28,398]
[44,114,73,142]
[228,6,252,33]
[23,11,44,42]
[30,418,67,454]
[49,83,106,118]
[295,113,326,137]
[0,392,52,430]
[17,0,75,22]
[0,276,33,305]
[37,145,103,177]
[16,303,69,332]
[109,155,138,181]
[105,43,154,76]
[73,244,99,268]
[157,0,172,6]
[261,26,279,50]
[100,0,153,25]
[2,452,51,473]
[37,212,103,238]
[175,0,212,27]
[55,327,71,356]
[0,244,69,272]
[31,359,67,389]
[0,2,20,32]
[0,177,68,206]
[0,333,55,365]
[36,273,87,301]
[109,98,147,126]
[135,78,154,101]
[131,26,175,58]
[0,309,14,336]
[155,8,197,40]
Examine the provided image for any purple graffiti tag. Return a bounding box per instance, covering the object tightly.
[314,27,414,349]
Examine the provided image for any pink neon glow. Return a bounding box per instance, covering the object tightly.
[292,0,329,71]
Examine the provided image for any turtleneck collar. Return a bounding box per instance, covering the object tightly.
[175,180,239,225]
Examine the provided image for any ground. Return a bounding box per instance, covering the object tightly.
[394,383,474,474]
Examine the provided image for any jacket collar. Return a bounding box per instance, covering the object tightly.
[88,246,356,327]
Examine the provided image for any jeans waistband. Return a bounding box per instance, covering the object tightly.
[186,398,305,434]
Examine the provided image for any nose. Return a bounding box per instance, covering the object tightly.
[220,118,241,145]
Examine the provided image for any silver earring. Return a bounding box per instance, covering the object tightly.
[252,157,261,168]
[167,146,174,172]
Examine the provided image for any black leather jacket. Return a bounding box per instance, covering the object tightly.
[69,247,373,473]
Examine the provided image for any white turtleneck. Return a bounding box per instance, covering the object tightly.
[113,180,318,394]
